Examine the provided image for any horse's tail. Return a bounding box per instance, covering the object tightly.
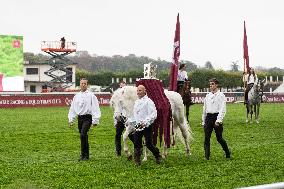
[185,119,194,142]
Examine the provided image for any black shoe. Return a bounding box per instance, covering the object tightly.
[116,151,121,157]
[155,155,162,164]
[226,152,231,159]
[78,156,89,161]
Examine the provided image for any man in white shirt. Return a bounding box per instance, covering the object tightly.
[114,81,134,157]
[133,85,161,166]
[244,67,258,104]
[202,78,230,160]
[68,78,101,161]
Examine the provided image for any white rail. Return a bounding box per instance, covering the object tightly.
[236,182,284,189]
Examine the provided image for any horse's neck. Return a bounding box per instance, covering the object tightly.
[248,86,260,101]
[178,82,190,95]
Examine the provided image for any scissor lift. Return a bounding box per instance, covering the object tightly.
[41,40,77,91]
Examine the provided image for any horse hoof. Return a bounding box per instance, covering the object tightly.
[256,120,259,124]
[142,157,147,162]
[246,120,249,123]
[186,149,191,156]
[186,152,192,156]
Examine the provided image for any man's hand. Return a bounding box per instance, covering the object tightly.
[214,122,220,127]
[69,122,74,128]
[115,116,121,122]
[135,123,145,131]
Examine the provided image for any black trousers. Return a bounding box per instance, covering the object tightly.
[115,116,134,155]
[78,114,92,158]
[204,113,230,159]
[133,125,160,159]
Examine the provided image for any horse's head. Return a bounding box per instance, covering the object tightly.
[120,86,138,118]
[254,80,265,93]
[248,82,262,103]
[110,88,124,118]
[184,80,191,92]
[110,86,138,119]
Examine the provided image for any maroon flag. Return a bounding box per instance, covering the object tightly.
[243,21,250,72]
[168,13,180,91]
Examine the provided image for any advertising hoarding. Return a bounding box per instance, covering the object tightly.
[0,35,24,91]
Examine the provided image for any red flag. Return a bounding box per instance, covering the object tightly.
[168,13,180,91]
[243,21,250,72]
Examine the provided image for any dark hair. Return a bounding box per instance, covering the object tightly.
[209,78,219,84]
[179,63,186,70]
[80,78,88,82]
[119,81,126,84]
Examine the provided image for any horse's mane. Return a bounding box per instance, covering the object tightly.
[110,88,122,109]
[121,86,137,102]
[120,86,138,117]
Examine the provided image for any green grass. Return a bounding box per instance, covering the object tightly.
[0,104,283,189]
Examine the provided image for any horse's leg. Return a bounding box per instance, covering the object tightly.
[185,104,190,122]
[162,141,168,159]
[246,105,249,123]
[123,127,133,159]
[256,103,260,124]
[162,122,173,159]
[250,104,253,123]
[178,117,191,156]
[253,104,256,119]
[142,139,148,161]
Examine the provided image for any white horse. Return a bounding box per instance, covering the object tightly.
[246,81,262,124]
[110,86,193,161]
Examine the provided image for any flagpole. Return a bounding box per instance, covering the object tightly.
[243,21,249,90]
[168,13,180,91]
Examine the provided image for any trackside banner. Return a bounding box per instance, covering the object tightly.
[0,93,283,108]
[190,93,284,104]
[0,94,111,108]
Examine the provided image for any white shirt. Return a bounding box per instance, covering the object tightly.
[133,95,157,127]
[68,90,101,124]
[202,90,226,125]
[177,70,188,81]
[246,74,258,84]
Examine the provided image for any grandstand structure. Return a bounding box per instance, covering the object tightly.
[41,40,77,91]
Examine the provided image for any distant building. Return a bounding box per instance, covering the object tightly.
[24,61,76,93]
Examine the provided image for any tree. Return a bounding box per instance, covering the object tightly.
[180,60,198,71]
[204,61,214,69]
[230,61,239,72]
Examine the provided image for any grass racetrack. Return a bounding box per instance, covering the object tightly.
[0,103,283,188]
